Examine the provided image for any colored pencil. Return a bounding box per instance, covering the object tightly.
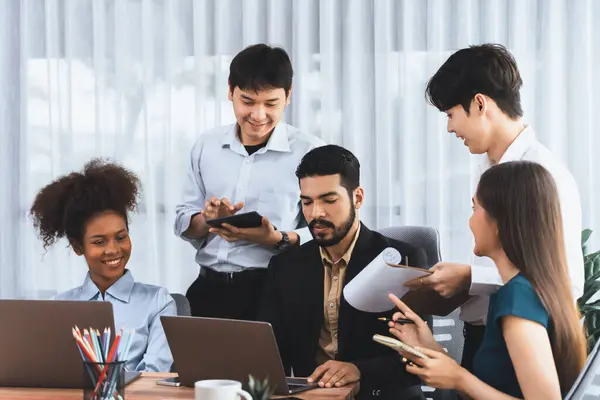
[83,329,94,353]
[102,328,110,361]
[72,328,98,381]
[71,325,133,399]
[72,329,98,363]
[106,329,134,399]
[72,329,102,378]
[104,327,111,360]
[94,329,105,363]
[121,330,135,362]
[91,329,122,398]
[90,329,102,362]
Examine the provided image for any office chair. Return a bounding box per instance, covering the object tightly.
[168,293,192,373]
[170,293,191,317]
[379,226,464,400]
[378,226,441,267]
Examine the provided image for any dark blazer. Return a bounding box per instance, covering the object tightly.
[258,223,429,399]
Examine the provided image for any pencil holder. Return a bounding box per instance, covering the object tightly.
[83,361,125,400]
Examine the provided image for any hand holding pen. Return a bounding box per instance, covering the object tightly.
[387,293,445,353]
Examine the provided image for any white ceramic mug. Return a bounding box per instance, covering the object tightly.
[194,379,252,400]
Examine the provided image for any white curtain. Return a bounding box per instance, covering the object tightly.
[0,0,598,299]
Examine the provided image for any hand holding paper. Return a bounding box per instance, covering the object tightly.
[343,248,431,313]
[404,261,472,298]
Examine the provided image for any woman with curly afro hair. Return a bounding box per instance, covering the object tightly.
[30,158,176,372]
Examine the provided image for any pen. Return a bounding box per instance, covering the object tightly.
[378,317,415,324]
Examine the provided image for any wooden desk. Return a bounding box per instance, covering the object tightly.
[0,373,359,400]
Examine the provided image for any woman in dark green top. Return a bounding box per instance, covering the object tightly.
[387,161,587,399]
[472,273,550,397]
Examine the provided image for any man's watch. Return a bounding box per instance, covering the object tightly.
[274,231,291,252]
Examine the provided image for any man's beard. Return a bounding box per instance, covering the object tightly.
[308,206,356,247]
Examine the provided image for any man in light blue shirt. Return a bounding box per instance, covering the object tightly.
[174,44,324,320]
[56,270,176,373]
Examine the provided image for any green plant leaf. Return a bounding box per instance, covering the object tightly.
[584,251,600,280]
[581,303,600,314]
[587,326,600,342]
[585,270,600,292]
[585,311,599,348]
[247,374,274,400]
[585,250,600,263]
[582,229,593,248]
[590,312,598,331]
[579,229,600,352]
[585,299,600,308]
[587,333,598,351]
[585,262,594,282]
[579,281,600,307]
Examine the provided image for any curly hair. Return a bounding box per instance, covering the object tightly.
[29,158,141,250]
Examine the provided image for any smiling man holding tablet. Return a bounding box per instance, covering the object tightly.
[174,44,324,320]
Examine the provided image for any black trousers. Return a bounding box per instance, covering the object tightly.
[461,322,486,373]
[185,267,267,320]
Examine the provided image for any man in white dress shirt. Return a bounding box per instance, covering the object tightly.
[406,43,584,371]
[174,44,324,320]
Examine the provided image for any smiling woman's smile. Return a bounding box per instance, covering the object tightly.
[78,210,132,292]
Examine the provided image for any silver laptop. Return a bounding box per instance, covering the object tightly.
[564,338,600,400]
[0,300,141,388]
[161,316,317,395]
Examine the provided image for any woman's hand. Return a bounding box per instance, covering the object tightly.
[387,293,442,352]
[405,347,468,390]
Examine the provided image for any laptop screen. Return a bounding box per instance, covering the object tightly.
[565,340,600,400]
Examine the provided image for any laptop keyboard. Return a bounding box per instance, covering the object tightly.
[288,383,307,388]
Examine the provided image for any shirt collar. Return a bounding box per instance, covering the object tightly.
[79,270,135,303]
[264,123,291,152]
[497,125,536,164]
[221,123,291,154]
[320,227,361,267]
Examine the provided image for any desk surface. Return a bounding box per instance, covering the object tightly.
[0,373,359,400]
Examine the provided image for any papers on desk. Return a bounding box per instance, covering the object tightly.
[343,248,432,313]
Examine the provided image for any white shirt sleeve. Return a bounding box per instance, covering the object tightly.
[470,264,505,296]
[293,227,313,246]
[461,255,501,324]
[173,138,208,250]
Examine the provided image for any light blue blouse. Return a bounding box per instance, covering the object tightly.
[54,270,176,372]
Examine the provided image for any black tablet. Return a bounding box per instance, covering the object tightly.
[206,211,263,229]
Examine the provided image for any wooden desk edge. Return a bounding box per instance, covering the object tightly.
[0,372,358,400]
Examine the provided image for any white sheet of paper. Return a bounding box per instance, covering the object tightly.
[343,247,431,312]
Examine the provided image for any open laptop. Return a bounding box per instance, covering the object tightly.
[564,338,600,400]
[161,316,317,395]
[0,300,141,388]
